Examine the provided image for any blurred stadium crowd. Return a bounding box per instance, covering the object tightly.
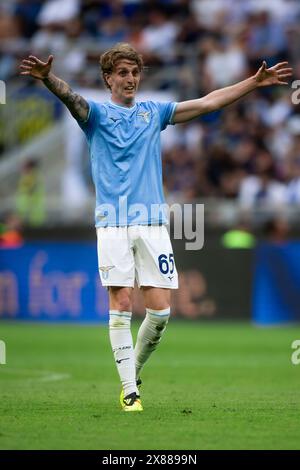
[1,0,300,229]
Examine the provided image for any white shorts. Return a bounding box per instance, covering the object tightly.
[96,225,178,289]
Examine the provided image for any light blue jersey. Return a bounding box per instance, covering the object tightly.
[78,99,177,227]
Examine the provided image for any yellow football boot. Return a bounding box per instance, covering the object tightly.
[121,392,143,412]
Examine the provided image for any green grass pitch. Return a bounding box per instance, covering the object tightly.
[0,321,300,450]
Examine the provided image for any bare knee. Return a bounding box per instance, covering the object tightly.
[142,287,170,310]
[109,287,133,312]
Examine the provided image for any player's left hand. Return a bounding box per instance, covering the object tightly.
[255,61,293,86]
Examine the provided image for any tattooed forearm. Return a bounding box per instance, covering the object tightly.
[43,72,89,121]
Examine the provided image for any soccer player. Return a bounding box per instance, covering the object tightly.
[20,43,292,412]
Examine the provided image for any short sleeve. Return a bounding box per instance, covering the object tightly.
[155,102,177,130]
[77,100,99,140]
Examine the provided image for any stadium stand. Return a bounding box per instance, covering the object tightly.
[1,0,300,230]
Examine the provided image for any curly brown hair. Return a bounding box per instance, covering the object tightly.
[99,43,143,90]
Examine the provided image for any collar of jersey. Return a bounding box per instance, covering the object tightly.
[108,100,137,111]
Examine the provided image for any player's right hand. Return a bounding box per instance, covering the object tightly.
[19,55,54,80]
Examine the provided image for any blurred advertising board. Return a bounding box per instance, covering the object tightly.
[253,243,300,325]
[0,242,252,322]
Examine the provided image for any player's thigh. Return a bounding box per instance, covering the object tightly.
[96,227,135,287]
[134,225,178,289]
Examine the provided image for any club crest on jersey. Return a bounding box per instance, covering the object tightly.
[99,266,115,280]
[137,111,151,123]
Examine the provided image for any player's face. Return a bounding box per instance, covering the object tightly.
[107,60,141,106]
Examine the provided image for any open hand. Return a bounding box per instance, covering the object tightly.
[20,55,54,80]
[255,61,293,86]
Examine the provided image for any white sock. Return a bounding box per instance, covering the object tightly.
[109,310,138,398]
[135,307,170,379]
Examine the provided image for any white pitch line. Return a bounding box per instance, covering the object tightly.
[1,368,71,383]
[36,371,71,382]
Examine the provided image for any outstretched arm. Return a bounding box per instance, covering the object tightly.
[20,55,89,122]
[173,61,293,124]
